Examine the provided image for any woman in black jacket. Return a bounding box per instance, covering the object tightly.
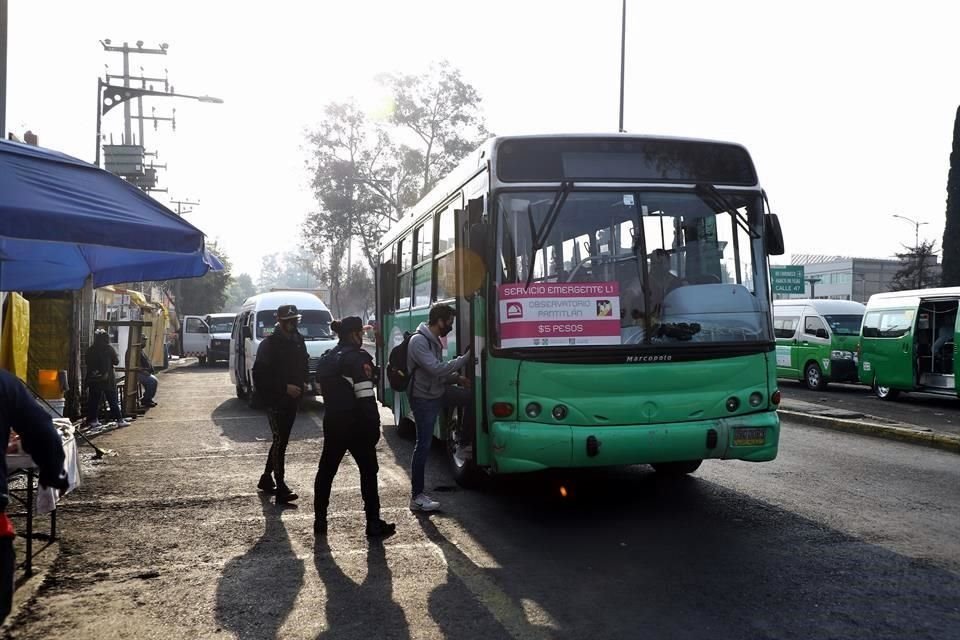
[85,329,129,428]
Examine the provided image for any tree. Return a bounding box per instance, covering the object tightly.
[380,60,490,198]
[942,106,960,286]
[338,264,375,320]
[890,240,939,291]
[177,241,232,314]
[225,273,256,311]
[258,251,322,291]
[302,62,488,313]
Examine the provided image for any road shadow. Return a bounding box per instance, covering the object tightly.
[212,399,323,444]
[214,494,305,640]
[375,417,960,638]
[313,539,410,640]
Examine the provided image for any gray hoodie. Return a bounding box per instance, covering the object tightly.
[407,322,470,399]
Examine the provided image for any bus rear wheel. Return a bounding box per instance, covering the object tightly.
[804,362,827,391]
[873,381,900,401]
[445,407,484,489]
[652,460,702,475]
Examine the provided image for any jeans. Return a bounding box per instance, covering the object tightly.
[409,386,472,498]
[86,385,123,423]
[314,412,382,523]
[264,406,297,486]
[139,373,158,403]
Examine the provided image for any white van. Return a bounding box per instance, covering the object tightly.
[229,291,338,407]
[773,299,865,390]
[205,313,237,365]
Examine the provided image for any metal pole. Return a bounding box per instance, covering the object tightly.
[618,0,626,133]
[122,43,131,144]
[0,0,7,138]
[94,80,103,166]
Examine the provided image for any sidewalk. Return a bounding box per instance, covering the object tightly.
[779,397,960,454]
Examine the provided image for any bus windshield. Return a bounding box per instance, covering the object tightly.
[256,309,334,340]
[496,189,771,349]
[823,314,863,336]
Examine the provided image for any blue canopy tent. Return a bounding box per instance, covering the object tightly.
[0,138,222,291]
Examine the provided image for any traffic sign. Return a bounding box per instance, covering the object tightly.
[771,266,805,294]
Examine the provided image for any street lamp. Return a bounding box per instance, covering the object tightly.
[94,79,224,166]
[892,214,928,250]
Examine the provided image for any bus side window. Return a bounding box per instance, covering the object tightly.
[435,205,457,300]
[413,219,434,307]
[397,234,413,310]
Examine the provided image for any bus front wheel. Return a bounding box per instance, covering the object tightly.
[804,362,827,391]
[873,381,900,401]
[652,460,702,475]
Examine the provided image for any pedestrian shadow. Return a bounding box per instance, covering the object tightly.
[214,495,305,640]
[212,399,323,443]
[313,540,410,640]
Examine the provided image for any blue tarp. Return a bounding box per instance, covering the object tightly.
[0,139,222,291]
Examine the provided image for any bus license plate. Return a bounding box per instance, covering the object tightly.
[733,428,766,446]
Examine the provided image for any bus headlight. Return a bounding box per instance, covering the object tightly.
[749,392,763,407]
[831,350,854,360]
[525,402,542,418]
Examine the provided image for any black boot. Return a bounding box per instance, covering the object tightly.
[275,484,299,504]
[257,473,276,494]
[365,519,396,539]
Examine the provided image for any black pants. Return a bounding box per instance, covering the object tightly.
[264,405,297,485]
[314,412,381,523]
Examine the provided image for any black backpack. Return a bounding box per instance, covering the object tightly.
[386,332,416,392]
[315,346,353,405]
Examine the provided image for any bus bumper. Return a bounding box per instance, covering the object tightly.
[488,411,780,474]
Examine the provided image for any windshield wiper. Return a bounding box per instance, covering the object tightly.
[524,181,574,289]
[695,183,760,239]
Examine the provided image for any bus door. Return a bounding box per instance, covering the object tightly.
[868,308,916,390]
[453,196,485,439]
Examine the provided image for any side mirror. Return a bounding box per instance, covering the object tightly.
[242,325,252,340]
[765,213,785,256]
[816,328,828,339]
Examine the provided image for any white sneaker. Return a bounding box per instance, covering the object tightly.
[117,418,131,427]
[410,493,440,512]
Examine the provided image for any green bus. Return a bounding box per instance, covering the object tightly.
[375,134,786,486]
[858,287,960,400]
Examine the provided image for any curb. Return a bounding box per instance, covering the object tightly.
[779,409,960,455]
[158,357,197,374]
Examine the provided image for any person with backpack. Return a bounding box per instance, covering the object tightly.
[313,317,395,539]
[404,304,472,512]
[84,329,129,428]
[252,304,309,505]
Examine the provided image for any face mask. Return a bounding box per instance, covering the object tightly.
[439,322,454,337]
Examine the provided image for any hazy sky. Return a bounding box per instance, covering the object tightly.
[6,0,958,277]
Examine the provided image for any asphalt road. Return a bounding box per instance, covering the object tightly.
[5,365,959,640]
[780,378,960,434]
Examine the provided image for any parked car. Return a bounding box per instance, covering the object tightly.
[205,313,237,365]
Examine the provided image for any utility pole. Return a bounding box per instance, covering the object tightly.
[0,0,7,138]
[168,199,200,317]
[806,276,822,299]
[100,40,168,145]
[618,0,626,133]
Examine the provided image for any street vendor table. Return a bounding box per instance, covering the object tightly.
[6,434,79,575]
